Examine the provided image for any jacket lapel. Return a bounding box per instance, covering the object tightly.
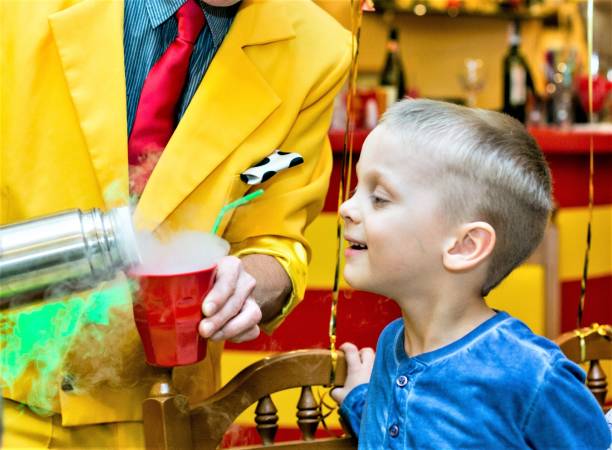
[49,0,129,209]
[135,0,295,230]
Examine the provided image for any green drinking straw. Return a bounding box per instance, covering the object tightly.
[211,189,264,235]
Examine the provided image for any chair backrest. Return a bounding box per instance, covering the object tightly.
[555,324,612,410]
[143,349,357,450]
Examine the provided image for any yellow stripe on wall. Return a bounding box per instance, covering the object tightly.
[486,265,546,335]
[221,350,343,428]
[305,213,347,289]
[557,205,612,280]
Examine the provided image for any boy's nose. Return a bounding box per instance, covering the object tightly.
[339,198,359,224]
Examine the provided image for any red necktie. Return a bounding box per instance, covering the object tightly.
[128,0,205,166]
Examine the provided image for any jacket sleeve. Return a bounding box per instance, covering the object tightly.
[226,31,352,332]
[523,357,611,449]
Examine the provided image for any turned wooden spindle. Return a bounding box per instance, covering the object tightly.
[587,360,608,407]
[255,394,279,445]
[296,385,320,441]
[142,368,193,450]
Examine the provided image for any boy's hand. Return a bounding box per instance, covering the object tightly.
[198,255,262,343]
[331,342,375,405]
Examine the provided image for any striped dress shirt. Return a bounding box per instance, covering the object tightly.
[123,0,238,134]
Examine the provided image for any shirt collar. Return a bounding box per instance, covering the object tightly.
[146,0,184,28]
[201,2,240,48]
[146,0,238,48]
[395,310,511,366]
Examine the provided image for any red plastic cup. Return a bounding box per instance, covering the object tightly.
[131,265,216,367]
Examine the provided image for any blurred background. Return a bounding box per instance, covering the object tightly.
[319,0,611,122]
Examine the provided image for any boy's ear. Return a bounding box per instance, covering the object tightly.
[443,222,496,272]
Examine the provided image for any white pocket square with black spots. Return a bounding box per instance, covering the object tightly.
[240,150,304,185]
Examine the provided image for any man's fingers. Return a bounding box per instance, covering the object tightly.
[202,256,241,317]
[200,272,256,338]
[200,260,255,338]
[200,291,242,338]
[228,324,261,344]
[210,298,262,342]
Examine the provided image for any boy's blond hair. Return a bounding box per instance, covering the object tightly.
[380,99,553,295]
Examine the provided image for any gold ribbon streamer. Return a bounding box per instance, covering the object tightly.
[329,0,368,385]
[574,323,612,363]
[577,0,595,328]
[315,388,342,436]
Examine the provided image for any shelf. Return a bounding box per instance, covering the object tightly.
[329,126,612,155]
[529,126,612,155]
[372,1,557,22]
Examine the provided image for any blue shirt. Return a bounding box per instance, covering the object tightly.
[123,0,238,134]
[340,312,611,449]
[606,410,612,450]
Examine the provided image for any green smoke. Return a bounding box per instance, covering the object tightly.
[0,279,134,415]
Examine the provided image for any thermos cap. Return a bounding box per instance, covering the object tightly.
[109,207,141,269]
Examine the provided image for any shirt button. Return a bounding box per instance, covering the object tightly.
[396,375,408,387]
[389,424,400,437]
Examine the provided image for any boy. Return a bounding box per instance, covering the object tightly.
[331,99,611,449]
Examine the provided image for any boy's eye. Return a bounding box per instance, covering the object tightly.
[371,195,388,206]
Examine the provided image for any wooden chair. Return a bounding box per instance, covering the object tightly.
[555,324,612,411]
[143,349,357,449]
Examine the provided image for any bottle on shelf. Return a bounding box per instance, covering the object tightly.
[380,27,406,110]
[498,0,523,13]
[502,21,535,123]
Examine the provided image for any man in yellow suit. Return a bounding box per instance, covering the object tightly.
[0,0,351,446]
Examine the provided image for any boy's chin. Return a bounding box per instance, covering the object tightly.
[343,270,373,293]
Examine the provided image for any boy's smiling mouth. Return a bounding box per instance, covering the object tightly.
[345,236,368,251]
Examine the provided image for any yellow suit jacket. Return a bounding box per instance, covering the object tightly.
[0,0,351,425]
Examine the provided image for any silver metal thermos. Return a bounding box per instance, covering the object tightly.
[0,207,140,306]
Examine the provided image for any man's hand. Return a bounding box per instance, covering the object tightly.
[331,343,375,405]
[198,255,262,343]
